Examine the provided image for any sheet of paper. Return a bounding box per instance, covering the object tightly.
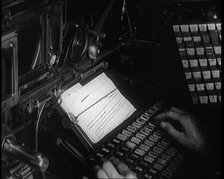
[59,73,136,144]
[78,89,135,143]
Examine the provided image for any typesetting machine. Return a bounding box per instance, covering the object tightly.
[1,0,221,178]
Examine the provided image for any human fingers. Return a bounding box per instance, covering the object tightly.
[101,160,122,178]
[95,165,109,179]
[160,121,185,143]
[170,107,185,114]
[109,157,136,178]
[154,109,185,125]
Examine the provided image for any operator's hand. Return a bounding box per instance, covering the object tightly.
[154,107,206,153]
[95,157,137,179]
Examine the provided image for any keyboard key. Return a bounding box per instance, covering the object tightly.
[199,24,207,32]
[166,149,176,156]
[161,139,170,146]
[173,25,180,32]
[153,131,162,138]
[214,46,221,54]
[139,161,148,168]
[136,133,145,140]
[131,137,141,145]
[122,130,132,137]
[107,142,115,149]
[162,170,173,178]
[208,58,217,66]
[145,125,154,131]
[146,109,156,116]
[133,166,143,173]
[196,47,204,56]
[199,96,208,104]
[112,138,121,144]
[140,114,150,121]
[148,151,159,158]
[148,135,159,143]
[157,142,168,150]
[143,174,153,179]
[153,146,163,154]
[121,146,129,152]
[117,133,127,141]
[149,168,157,175]
[127,125,137,133]
[134,148,145,156]
[139,144,150,152]
[144,156,154,163]
[115,151,124,157]
[140,128,150,136]
[144,140,154,147]
[161,153,172,161]
[130,154,139,160]
[157,158,168,166]
[96,152,104,158]
[199,58,208,67]
[153,163,163,171]
[132,121,141,128]
[190,24,198,32]
[136,117,146,124]
[166,166,176,173]
[180,24,189,32]
[125,158,134,165]
[126,141,136,149]
[101,148,110,154]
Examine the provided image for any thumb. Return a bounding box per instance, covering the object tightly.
[160,122,184,142]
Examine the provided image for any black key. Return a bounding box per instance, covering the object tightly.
[153,146,163,154]
[148,151,159,158]
[153,163,164,171]
[133,166,143,173]
[140,114,150,121]
[117,133,127,141]
[144,140,154,147]
[139,144,150,152]
[131,137,141,145]
[132,121,141,129]
[95,152,104,158]
[126,141,136,149]
[144,155,154,164]
[143,174,153,179]
[130,154,139,160]
[153,131,162,138]
[136,133,145,140]
[166,148,176,156]
[161,153,172,161]
[121,146,129,152]
[122,130,132,137]
[139,161,148,168]
[157,142,168,150]
[136,117,146,125]
[127,125,137,133]
[149,168,157,175]
[107,142,116,149]
[112,138,121,144]
[125,158,134,165]
[140,128,150,136]
[148,135,159,143]
[134,148,145,156]
[101,147,110,154]
[157,158,168,166]
[145,125,154,132]
[162,170,173,178]
[115,151,124,157]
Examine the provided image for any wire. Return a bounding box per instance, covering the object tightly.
[34,101,46,153]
